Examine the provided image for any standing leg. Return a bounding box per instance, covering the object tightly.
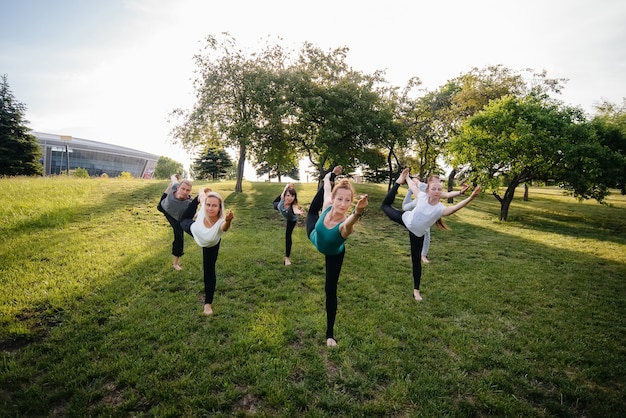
[202,241,221,315]
[284,219,297,265]
[324,249,345,346]
[161,209,185,270]
[408,231,425,301]
[421,228,431,264]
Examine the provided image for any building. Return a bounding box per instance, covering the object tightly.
[35,132,159,178]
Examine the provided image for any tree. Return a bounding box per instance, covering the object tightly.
[286,43,399,182]
[154,156,184,179]
[170,33,288,192]
[191,147,233,181]
[0,74,42,176]
[448,94,592,221]
[398,66,566,190]
[585,100,626,195]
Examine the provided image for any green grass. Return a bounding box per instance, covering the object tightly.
[1,177,625,417]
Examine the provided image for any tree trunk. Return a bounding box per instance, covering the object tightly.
[523,183,529,201]
[498,182,519,221]
[447,168,457,204]
[235,145,245,193]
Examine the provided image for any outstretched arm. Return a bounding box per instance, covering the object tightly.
[441,183,469,199]
[442,185,481,216]
[340,194,369,238]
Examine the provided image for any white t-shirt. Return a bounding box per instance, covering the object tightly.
[190,202,225,248]
[401,190,444,237]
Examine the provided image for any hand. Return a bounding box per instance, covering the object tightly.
[460,183,469,194]
[225,209,234,222]
[471,185,481,197]
[355,194,369,213]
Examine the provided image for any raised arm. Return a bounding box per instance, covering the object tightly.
[221,210,234,232]
[442,185,481,216]
[281,183,294,199]
[340,194,369,238]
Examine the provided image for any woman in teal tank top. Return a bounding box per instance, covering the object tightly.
[306,166,369,347]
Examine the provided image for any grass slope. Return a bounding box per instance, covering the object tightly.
[1,177,625,417]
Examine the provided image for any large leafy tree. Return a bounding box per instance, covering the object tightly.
[0,74,42,176]
[170,34,286,192]
[249,67,301,182]
[286,43,398,181]
[400,66,566,187]
[448,94,592,221]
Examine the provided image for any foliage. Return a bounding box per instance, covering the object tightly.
[118,171,132,179]
[170,33,287,192]
[1,177,625,417]
[449,94,592,220]
[154,156,184,179]
[72,167,89,178]
[191,147,233,181]
[0,74,43,176]
[170,34,400,189]
[582,99,626,195]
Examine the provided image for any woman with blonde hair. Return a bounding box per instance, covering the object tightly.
[381,168,480,301]
[402,175,469,264]
[306,166,368,347]
[180,188,234,315]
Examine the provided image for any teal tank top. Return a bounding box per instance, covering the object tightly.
[309,206,346,255]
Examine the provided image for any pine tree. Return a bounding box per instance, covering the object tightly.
[0,74,43,176]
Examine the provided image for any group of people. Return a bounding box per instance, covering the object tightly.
[158,168,480,347]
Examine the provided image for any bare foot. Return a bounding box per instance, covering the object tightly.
[284,257,292,266]
[173,264,182,271]
[413,289,423,301]
[421,256,430,264]
[397,168,409,184]
[173,256,182,270]
[326,338,337,347]
[203,304,213,315]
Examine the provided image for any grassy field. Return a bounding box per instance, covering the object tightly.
[1,176,625,417]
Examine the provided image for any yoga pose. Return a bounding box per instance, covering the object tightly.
[402,175,469,264]
[180,188,234,315]
[272,183,304,266]
[381,168,479,301]
[157,174,192,270]
[306,166,369,347]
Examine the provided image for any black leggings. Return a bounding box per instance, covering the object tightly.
[274,194,297,257]
[285,220,296,257]
[306,173,343,339]
[180,197,221,305]
[381,183,425,290]
[158,193,184,257]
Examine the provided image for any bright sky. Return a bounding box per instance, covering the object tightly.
[1,0,625,175]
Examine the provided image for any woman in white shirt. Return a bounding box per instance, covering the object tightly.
[180,188,234,315]
[381,168,480,301]
[402,175,469,264]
